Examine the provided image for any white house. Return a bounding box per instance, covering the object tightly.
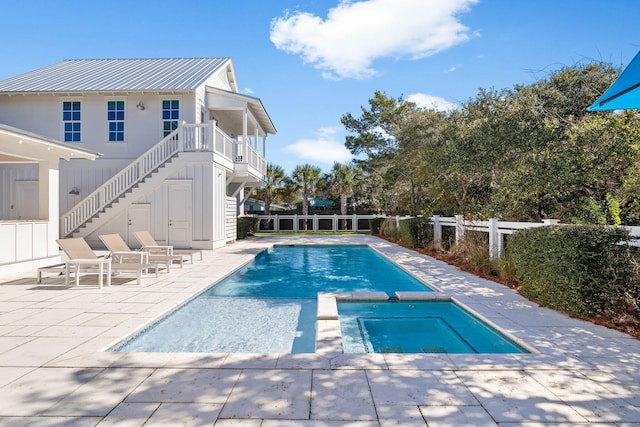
[0,124,100,271]
[0,58,276,251]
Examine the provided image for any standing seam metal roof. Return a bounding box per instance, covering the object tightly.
[0,58,231,92]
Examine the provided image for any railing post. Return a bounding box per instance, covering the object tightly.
[313,214,319,231]
[294,214,299,232]
[455,214,465,244]
[98,190,103,212]
[178,121,185,151]
[352,214,357,232]
[489,218,500,260]
[274,214,279,232]
[433,215,442,250]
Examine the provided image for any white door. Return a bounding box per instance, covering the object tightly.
[167,181,192,247]
[127,204,151,247]
[16,181,38,219]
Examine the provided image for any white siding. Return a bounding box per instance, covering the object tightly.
[84,159,231,250]
[0,165,38,219]
[226,197,237,242]
[0,92,197,158]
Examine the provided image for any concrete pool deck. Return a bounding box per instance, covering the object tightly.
[0,234,638,426]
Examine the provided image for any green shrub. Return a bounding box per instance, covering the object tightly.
[369,217,386,235]
[237,216,259,239]
[397,217,433,248]
[507,224,634,316]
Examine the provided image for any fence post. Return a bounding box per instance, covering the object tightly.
[489,218,500,260]
[274,214,279,232]
[455,214,465,244]
[352,214,357,231]
[313,214,319,231]
[294,214,299,232]
[433,215,442,250]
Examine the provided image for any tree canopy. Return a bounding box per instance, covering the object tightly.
[339,61,640,224]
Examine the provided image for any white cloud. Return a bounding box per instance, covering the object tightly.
[243,87,255,94]
[443,64,461,73]
[270,0,478,79]
[285,126,352,164]
[406,93,457,112]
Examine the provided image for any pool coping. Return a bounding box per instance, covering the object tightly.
[316,291,538,355]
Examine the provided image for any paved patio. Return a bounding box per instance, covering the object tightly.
[0,234,638,426]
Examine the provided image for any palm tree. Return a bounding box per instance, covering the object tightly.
[263,163,287,216]
[291,163,321,229]
[329,162,360,228]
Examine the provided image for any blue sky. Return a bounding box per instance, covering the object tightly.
[1,0,638,174]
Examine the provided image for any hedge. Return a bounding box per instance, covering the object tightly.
[237,216,259,239]
[368,217,386,235]
[397,217,433,248]
[507,224,635,317]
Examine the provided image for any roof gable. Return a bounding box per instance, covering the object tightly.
[0,58,233,93]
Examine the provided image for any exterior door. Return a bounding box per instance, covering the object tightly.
[127,204,151,247]
[167,181,192,247]
[16,181,38,219]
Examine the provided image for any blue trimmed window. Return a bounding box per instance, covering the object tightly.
[107,101,125,142]
[63,101,81,142]
[162,100,179,137]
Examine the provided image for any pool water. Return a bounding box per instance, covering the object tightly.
[338,301,528,354]
[209,245,431,297]
[114,245,432,353]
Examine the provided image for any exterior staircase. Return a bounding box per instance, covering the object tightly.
[61,129,182,238]
[60,121,266,238]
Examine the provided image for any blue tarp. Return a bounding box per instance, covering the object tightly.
[589,50,640,111]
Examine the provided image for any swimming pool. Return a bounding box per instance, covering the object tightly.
[209,244,431,297]
[338,300,529,354]
[114,245,433,353]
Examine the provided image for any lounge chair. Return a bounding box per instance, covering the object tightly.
[98,233,183,272]
[56,237,157,288]
[133,230,202,263]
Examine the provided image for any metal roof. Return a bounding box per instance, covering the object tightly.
[0,58,231,93]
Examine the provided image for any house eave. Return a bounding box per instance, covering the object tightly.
[0,124,102,162]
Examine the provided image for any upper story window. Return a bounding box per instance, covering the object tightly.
[62,101,81,142]
[107,100,125,142]
[162,100,179,137]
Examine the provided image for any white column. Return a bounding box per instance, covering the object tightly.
[262,135,267,159]
[39,160,59,254]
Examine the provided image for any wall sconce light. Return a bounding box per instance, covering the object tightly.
[136,101,145,111]
[69,187,80,195]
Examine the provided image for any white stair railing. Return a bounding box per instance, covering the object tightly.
[61,129,180,237]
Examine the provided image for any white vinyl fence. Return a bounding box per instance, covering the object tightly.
[255,214,383,233]
[253,214,638,260]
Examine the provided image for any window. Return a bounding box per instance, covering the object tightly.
[107,100,125,142]
[63,101,81,142]
[162,100,179,137]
